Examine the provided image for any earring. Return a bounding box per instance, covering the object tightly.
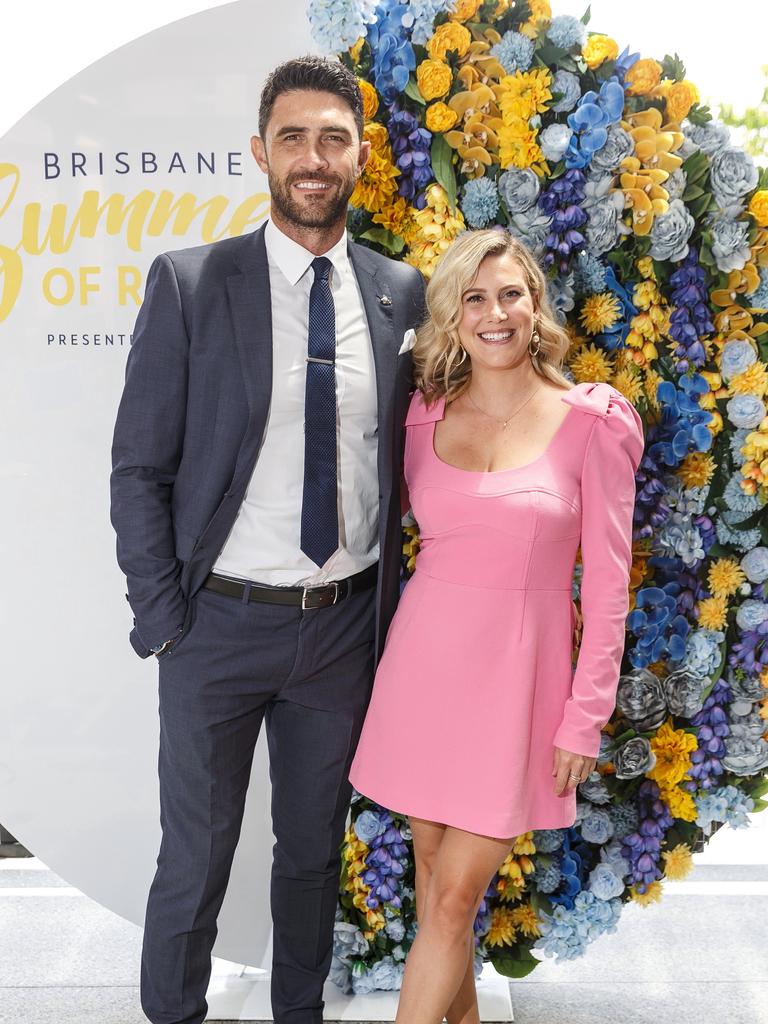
[528,323,541,358]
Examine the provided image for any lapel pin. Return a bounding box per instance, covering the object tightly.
[379,294,392,306]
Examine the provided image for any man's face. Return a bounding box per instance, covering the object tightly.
[251,89,370,231]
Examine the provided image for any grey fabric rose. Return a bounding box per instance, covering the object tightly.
[682,119,731,155]
[578,771,612,804]
[551,69,581,113]
[722,708,768,775]
[584,179,629,255]
[664,167,687,202]
[590,124,634,172]
[726,394,766,430]
[709,214,752,273]
[663,666,707,718]
[649,198,695,261]
[508,207,552,259]
[728,672,768,715]
[615,668,668,731]
[710,147,759,209]
[613,736,657,779]
[498,167,541,213]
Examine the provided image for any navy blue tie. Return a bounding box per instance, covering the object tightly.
[300,256,338,567]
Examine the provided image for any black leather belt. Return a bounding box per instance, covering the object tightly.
[202,562,378,610]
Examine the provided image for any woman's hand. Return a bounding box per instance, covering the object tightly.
[552,745,596,796]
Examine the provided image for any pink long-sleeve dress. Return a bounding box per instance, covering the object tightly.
[349,380,645,839]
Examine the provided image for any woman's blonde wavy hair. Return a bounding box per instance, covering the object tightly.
[413,228,573,404]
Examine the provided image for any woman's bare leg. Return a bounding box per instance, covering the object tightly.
[409,818,479,1024]
[396,821,513,1024]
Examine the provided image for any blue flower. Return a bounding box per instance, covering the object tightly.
[408,0,453,45]
[588,862,625,900]
[546,14,586,50]
[492,30,535,73]
[579,806,614,845]
[748,266,768,311]
[498,166,540,213]
[354,809,383,843]
[721,338,757,380]
[306,0,377,53]
[565,79,625,169]
[367,0,417,103]
[695,785,754,832]
[461,177,500,228]
[572,251,607,296]
[709,213,752,273]
[726,394,766,430]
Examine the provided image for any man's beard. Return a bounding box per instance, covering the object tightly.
[267,168,357,229]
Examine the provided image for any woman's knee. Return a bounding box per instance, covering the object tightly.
[424,877,483,937]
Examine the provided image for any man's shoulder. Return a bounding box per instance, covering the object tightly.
[161,227,263,280]
[349,240,424,288]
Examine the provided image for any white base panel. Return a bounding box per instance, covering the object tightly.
[206,958,514,1021]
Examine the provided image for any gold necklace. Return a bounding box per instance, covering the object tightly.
[465,383,542,430]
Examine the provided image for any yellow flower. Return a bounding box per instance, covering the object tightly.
[357,79,379,120]
[445,110,502,178]
[372,196,417,241]
[659,783,698,822]
[611,367,644,405]
[647,719,698,789]
[582,34,619,70]
[662,843,695,880]
[580,292,622,335]
[630,880,663,905]
[625,59,663,96]
[665,80,700,123]
[644,367,663,409]
[364,121,392,157]
[748,190,768,228]
[401,523,421,572]
[349,148,399,213]
[511,831,536,856]
[448,0,483,20]
[569,342,615,383]
[428,22,471,61]
[519,0,551,38]
[510,902,542,938]
[416,59,453,101]
[708,557,747,598]
[729,361,768,398]
[349,37,365,63]
[697,594,728,630]
[404,183,466,278]
[679,451,716,489]
[426,101,459,133]
[486,906,517,946]
[636,256,656,280]
[498,122,546,172]
[499,68,553,121]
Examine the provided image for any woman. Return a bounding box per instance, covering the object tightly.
[348,228,645,1024]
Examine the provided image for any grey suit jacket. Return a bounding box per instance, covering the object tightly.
[110,222,426,662]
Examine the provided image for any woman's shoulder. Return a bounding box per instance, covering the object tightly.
[563,382,645,469]
[405,388,446,426]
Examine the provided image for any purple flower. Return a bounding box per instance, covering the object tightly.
[388,110,433,208]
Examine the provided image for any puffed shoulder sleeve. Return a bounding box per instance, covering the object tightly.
[552,388,645,758]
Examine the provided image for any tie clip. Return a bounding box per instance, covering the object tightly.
[307,356,334,365]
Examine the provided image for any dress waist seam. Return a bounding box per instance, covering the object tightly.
[412,569,572,592]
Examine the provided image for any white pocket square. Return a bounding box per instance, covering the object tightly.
[398,329,416,355]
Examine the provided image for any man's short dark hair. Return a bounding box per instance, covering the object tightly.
[258,56,365,142]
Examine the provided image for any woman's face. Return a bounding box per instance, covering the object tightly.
[456,252,537,372]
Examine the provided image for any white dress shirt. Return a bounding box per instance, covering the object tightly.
[211,218,380,586]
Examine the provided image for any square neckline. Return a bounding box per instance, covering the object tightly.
[429,390,577,475]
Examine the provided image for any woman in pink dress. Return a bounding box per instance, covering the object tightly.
[348,228,644,1024]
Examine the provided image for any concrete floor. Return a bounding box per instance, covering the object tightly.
[1,812,767,1024]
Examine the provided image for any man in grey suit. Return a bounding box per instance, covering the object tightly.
[110,56,425,1024]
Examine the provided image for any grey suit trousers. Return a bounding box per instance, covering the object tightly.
[140,577,377,1024]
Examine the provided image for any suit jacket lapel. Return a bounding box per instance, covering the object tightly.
[227,222,273,426]
[348,241,397,501]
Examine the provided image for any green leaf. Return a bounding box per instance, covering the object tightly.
[682,185,705,202]
[747,775,768,800]
[359,227,405,254]
[752,797,768,812]
[404,77,426,105]
[581,4,591,25]
[687,103,712,127]
[490,946,541,979]
[431,132,458,212]
[661,53,686,81]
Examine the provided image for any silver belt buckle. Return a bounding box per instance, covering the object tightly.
[301,581,339,610]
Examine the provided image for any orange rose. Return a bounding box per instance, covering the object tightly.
[748,190,768,228]
[416,59,453,101]
[425,101,459,133]
[357,79,379,121]
[625,58,663,97]
[427,22,471,61]
[582,34,619,70]
[665,80,700,123]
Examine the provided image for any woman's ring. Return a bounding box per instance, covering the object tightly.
[568,772,581,781]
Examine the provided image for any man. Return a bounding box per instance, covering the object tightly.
[110,56,425,1024]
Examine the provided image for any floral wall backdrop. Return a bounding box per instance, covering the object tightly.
[306,0,768,993]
